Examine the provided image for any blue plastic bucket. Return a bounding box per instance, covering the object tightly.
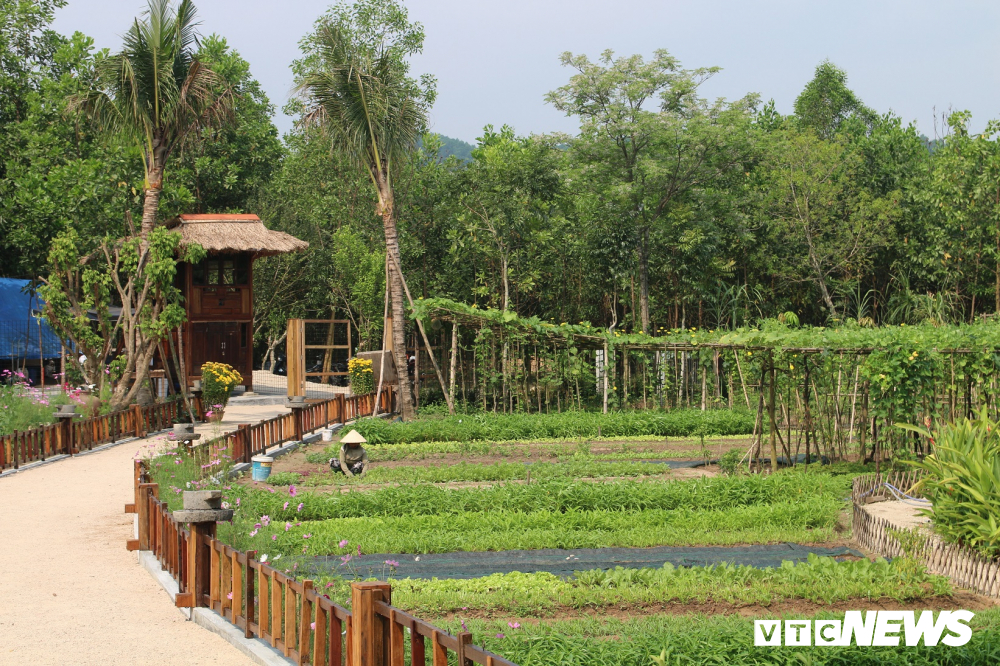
[251,455,273,481]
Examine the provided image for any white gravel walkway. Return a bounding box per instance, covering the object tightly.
[0,404,290,665]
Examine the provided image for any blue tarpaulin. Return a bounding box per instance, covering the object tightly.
[0,278,64,359]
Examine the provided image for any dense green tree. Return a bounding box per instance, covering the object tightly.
[173,35,283,213]
[547,49,756,332]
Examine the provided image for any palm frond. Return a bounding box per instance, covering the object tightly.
[293,22,426,184]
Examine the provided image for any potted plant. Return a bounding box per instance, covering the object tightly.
[347,357,374,395]
[200,362,242,422]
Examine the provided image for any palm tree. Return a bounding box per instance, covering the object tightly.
[295,23,427,419]
[71,0,233,236]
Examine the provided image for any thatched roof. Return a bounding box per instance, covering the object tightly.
[166,214,308,258]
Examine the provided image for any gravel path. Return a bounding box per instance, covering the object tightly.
[0,404,290,665]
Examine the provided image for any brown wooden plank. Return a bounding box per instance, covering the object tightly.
[284,577,296,657]
[298,581,313,665]
[389,610,404,666]
[431,630,447,666]
[314,602,329,666]
[271,575,282,649]
[411,627,425,666]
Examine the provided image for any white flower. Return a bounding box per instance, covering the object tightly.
[260,554,268,563]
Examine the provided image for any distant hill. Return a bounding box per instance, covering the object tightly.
[431,134,475,161]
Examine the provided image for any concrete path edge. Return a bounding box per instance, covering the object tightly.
[137,548,292,666]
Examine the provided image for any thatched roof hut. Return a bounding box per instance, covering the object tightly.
[166,214,308,258]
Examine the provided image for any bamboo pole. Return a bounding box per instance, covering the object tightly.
[386,254,454,414]
[734,349,751,408]
[768,354,779,474]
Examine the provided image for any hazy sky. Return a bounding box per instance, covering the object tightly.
[52,0,1000,143]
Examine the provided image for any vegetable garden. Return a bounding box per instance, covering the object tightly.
[144,401,1000,665]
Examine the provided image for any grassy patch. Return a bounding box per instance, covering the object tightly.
[285,460,681,487]
[309,555,951,616]
[236,473,850,522]
[350,408,755,444]
[450,611,1000,666]
[304,437,747,465]
[222,496,842,556]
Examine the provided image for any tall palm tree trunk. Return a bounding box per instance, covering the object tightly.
[141,147,167,236]
[381,192,416,419]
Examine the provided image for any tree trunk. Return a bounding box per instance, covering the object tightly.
[141,163,164,237]
[638,226,651,334]
[381,199,416,420]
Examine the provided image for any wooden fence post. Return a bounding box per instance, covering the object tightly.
[351,582,391,666]
[132,404,146,439]
[135,483,156,550]
[237,423,251,463]
[179,522,217,608]
[292,407,304,443]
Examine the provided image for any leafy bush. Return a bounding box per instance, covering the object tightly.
[717,449,743,476]
[351,408,755,445]
[905,409,1000,557]
[348,357,374,395]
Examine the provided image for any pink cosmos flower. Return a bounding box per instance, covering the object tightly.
[272,535,277,541]
[507,622,520,629]
[283,501,289,510]
[288,485,297,497]
[284,522,291,531]
[297,503,303,512]
[338,540,349,548]
[261,515,270,526]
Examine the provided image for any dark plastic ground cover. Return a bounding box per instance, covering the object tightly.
[308,543,864,580]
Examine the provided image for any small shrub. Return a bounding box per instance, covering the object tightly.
[200,362,242,411]
[267,471,302,486]
[718,449,744,476]
[902,408,1000,558]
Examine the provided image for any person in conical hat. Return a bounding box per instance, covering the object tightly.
[329,429,368,477]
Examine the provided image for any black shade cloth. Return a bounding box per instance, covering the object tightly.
[307,542,863,580]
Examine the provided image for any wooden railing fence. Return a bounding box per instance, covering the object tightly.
[128,384,515,666]
[0,398,204,471]
[852,472,1000,598]
[2,388,394,472]
[229,391,394,465]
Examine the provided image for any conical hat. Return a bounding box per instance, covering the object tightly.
[340,429,367,444]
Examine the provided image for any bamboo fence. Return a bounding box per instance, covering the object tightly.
[852,472,1000,598]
